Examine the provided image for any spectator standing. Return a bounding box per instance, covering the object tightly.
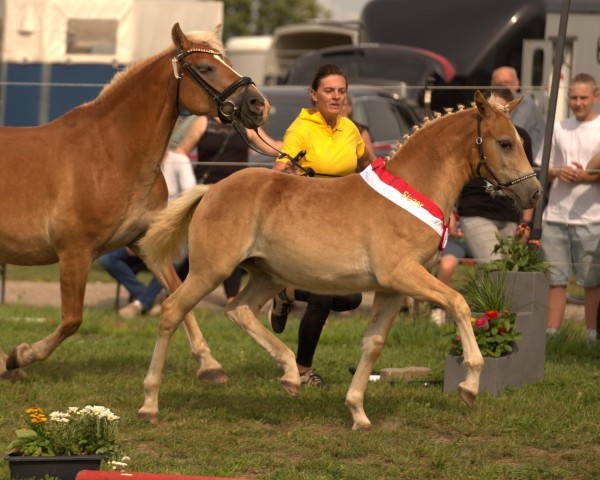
[541,73,600,340]
[268,64,375,386]
[491,66,546,160]
[175,115,281,300]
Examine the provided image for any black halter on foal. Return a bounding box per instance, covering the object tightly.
[475,115,537,191]
[171,48,254,124]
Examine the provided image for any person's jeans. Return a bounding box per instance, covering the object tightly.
[98,248,160,311]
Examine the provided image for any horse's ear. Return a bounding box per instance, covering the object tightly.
[474,90,493,118]
[172,23,189,49]
[507,95,524,114]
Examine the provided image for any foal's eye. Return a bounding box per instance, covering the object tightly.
[499,140,513,150]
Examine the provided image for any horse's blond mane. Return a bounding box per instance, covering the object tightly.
[94,29,224,104]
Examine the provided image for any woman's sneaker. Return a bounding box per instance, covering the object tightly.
[299,368,326,387]
[268,290,292,333]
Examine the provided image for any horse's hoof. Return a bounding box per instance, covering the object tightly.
[0,368,27,382]
[6,350,21,371]
[458,385,477,407]
[280,379,299,397]
[197,368,228,384]
[138,409,159,425]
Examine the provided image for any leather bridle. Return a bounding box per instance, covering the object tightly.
[171,48,255,124]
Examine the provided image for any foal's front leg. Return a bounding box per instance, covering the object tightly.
[399,264,483,406]
[346,292,405,431]
[139,250,227,384]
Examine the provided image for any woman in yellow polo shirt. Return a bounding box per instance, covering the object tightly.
[269,63,374,386]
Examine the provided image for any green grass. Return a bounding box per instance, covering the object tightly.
[1,304,599,479]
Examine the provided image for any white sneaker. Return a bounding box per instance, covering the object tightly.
[118,300,143,319]
[430,308,446,326]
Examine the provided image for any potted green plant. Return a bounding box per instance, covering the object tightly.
[444,233,550,396]
[4,405,129,480]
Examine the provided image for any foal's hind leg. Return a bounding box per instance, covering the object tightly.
[346,292,405,431]
[139,271,224,423]
[224,272,300,396]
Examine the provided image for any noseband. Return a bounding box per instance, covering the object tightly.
[475,115,537,191]
[171,48,254,124]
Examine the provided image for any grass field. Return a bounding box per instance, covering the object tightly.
[1,301,599,479]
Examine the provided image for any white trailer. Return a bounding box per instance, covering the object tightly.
[0,0,223,126]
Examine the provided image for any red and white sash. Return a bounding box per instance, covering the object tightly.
[360,157,449,250]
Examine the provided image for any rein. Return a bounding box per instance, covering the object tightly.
[231,121,340,178]
[172,48,254,124]
[475,115,537,191]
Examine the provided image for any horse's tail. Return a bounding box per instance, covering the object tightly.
[140,184,210,267]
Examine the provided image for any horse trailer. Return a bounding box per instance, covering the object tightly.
[0,0,224,126]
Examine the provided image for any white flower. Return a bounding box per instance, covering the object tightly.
[49,411,70,423]
[108,460,129,471]
[80,405,119,421]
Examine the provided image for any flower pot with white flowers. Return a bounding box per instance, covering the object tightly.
[4,405,129,480]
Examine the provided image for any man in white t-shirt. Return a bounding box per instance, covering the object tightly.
[541,73,600,340]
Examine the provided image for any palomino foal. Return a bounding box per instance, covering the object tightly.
[0,23,268,382]
[139,91,542,430]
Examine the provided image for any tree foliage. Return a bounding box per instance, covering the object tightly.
[222,0,331,40]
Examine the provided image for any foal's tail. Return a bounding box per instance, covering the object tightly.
[139,184,210,267]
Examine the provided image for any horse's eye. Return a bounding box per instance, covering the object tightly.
[499,140,513,150]
[195,65,213,75]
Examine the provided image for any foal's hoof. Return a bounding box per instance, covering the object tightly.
[352,420,373,432]
[197,368,228,384]
[280,379,299,397]
[0,367,27,382]
[458,384,477,407]
[138,408,159,425]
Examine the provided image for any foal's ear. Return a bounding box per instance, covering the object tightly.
[474,90,493,118]
[507,95,524,114]
[172,23,190,49]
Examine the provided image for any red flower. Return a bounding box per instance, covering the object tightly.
[485,310,499,319]
[474,317,488,328]
[498,327,505,335]
[453,335,461,343]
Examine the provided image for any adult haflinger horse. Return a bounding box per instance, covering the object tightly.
[138,92,542,430]
[0,23,269,381]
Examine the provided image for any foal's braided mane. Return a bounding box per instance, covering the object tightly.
[384,103,469,163]
[384,99,508,164]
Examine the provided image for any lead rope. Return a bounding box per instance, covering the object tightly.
[231,120,341,178]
